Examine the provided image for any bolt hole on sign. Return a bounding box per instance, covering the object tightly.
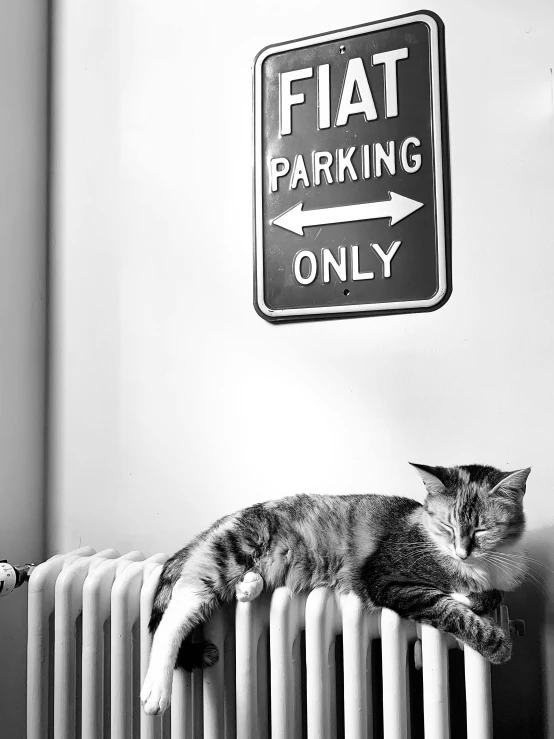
[253,11,451,322]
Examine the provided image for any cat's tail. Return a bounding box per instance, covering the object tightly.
[148,560,220,671]
[175,637,219,671]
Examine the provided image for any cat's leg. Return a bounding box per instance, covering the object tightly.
[235,571,264,602]
[141,579,211,715]
[371,584,511,664]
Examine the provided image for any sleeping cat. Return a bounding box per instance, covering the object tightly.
[141,463,530,716]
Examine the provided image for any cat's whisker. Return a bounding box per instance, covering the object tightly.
[392,547,435,568]
[393,545,433,555]
[407,550,438,569]
[488,554,549,587]
[484,554,550,598]
[488,552,536,574]
[391,545,437,565]
[492,552,554,576]
[516,572,550,598]
[481,553,524,575]
[483,553,527,573]
[481,554,532,590]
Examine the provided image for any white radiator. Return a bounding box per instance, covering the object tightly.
[26,547,495,739]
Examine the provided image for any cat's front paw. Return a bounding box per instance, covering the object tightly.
[480,621,512,665]
[236,571,264,602]
[488,633,512,664]
[141,670,172,715]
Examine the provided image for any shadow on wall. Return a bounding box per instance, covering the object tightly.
[492,525,554,739]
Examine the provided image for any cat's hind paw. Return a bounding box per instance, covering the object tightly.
[236,571,264,602]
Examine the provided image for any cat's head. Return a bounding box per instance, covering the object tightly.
[410,463,530,561]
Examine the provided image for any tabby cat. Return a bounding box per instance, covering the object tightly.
[141,463,530,716]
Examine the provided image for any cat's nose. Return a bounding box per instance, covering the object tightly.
[455,534,472,560]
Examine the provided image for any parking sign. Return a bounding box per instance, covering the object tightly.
[253,11,450,322]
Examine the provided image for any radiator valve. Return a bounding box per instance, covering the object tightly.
[0,561,35,597]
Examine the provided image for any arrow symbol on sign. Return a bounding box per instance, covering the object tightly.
[272,191,424,236]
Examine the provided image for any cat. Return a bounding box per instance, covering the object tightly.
[141,462,530,716]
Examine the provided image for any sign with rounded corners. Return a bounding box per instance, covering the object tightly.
[253,11,451,322]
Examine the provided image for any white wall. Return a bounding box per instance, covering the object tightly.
[0,2,48,736]
[49,0,554,734]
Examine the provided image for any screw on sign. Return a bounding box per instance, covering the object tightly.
[253,11,451,322]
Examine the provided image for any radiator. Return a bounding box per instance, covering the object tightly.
[26,547,498,739]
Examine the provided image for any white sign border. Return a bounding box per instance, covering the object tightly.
[254,12,448,320]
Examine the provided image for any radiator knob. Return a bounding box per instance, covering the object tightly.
[0,561,35,597]
[510,619,525,637]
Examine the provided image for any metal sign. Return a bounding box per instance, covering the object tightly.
[253,11,450,322]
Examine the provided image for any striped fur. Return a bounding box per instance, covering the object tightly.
[142,463,530,714]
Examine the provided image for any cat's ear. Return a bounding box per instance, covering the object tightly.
[489,468,531,502]
[409,463,447,496]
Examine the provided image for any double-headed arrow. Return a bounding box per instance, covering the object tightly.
[272,191,424,236]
